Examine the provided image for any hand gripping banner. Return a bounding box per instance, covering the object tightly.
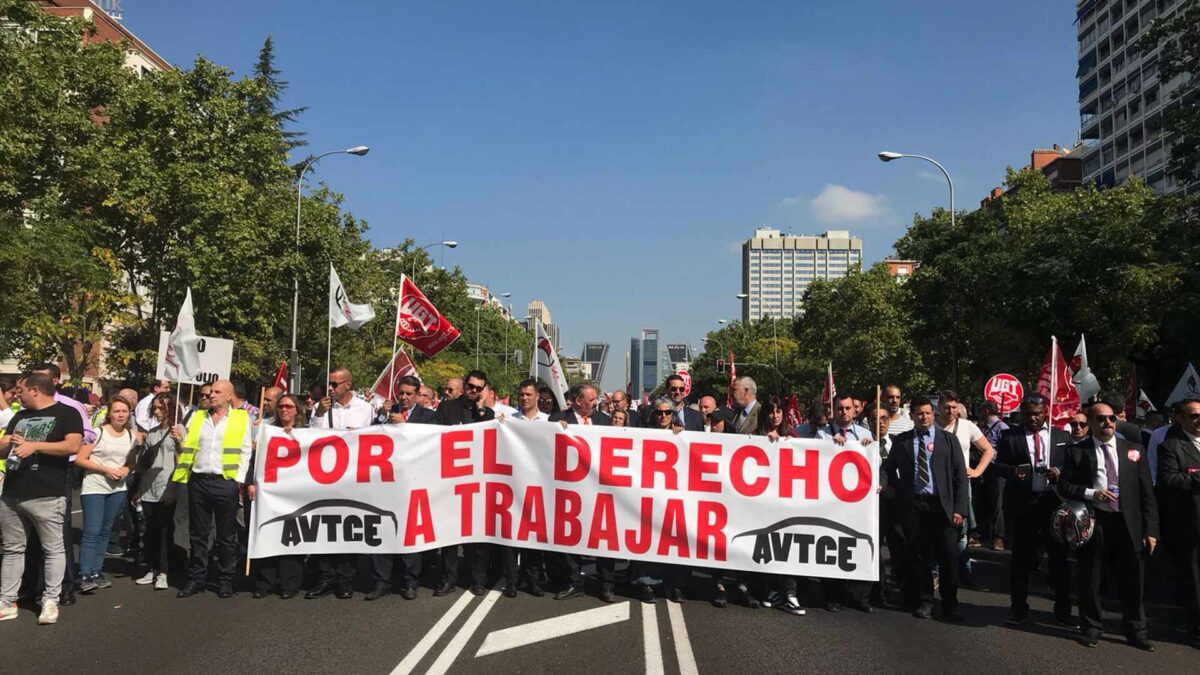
[249,421,880,581]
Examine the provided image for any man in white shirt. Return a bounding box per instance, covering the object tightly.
[512,379,549,422]
[135,379,170,432]
[306,367,372,599]
[884,384,914,436]
[169,379,252,599]
[504,379,548,596]
[818,394,874,446]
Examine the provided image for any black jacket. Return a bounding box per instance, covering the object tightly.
[436,396,495,426]
[549,410,611,426]
[1059,436,1159,551]
[992,426,1072,515]
[882,426,969,522]
[1156,425,1200,546]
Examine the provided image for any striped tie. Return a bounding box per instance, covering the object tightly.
[916,431,931,492]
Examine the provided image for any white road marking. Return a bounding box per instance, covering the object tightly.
[641,601,664,675]
[666,602,699,675]
[474,601,631,657]
[390,590,475,675]
[426,587,502,675]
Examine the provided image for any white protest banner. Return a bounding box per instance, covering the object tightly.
[155,331,233,385]
[249,421,880,581]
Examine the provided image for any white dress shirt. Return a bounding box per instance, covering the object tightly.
[1083,436,1119,508]
[513,408,549,422]
[1024,427,1052,492]
[310,394,374,430]
[191,409,254,483]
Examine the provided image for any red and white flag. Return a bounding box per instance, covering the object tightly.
[272,361,289,393]
[1136,389,1157,419]
[1038,336,1079,429]
[1166,363,1200,408]
[394,275,460,357]
[727,349,737,409]
[371,349,422,401]
[531,318,569,410]
[329,264,375,330]
[821,362,837,415]
[164,288,202,382]
[784,394,801,436]
[1070,334,1101,402]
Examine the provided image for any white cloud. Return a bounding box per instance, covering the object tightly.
[776,195,805,209]
[809,184,888,222]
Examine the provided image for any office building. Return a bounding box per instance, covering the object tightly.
[628,329,660,397]
[525,299,560,348]
[1076,0,1197,194]
[580,342,609,384]
[666,344,692,373]
[741,228,863,321]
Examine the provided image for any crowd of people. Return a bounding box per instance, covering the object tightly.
[0,363,1197,654]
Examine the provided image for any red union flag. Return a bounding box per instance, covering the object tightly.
[395,276,459,357]
[676,370,692,397]
[371,349,422,401]
[983,373,1024,415]
[1037,336,1079,429]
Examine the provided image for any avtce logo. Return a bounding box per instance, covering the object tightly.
[259,499,399,547]
[732,517,874,573]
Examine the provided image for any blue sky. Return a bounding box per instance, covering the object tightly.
[124,1,1080,390]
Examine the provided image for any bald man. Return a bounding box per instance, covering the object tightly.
[261,386,283,425]
[170,379,253,599]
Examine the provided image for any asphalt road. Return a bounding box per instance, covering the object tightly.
[5,535,1196,674]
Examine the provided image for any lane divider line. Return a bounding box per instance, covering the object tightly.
[474,601,631,657]
[666,602,699,675]
[426,587,502,675]
[390,590,476,675]
[641,601,664,675]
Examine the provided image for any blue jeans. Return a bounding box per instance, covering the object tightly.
[80,492,126,578]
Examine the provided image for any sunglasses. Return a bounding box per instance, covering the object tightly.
[1069,420,1088,427]
[1092,414,1118,423]
[329,380,348,388]
[199,393,211,399]
[1022,395,1047,405]
[653,410,673,416]
[277,403,297,410]
[668,386,686,393]
[465,384,484,392]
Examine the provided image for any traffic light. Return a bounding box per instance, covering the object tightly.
[716,359,726,373]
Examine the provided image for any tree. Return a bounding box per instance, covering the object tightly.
[1140,0,1200,185]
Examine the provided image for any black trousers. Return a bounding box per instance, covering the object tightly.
[1078,510,1147,640]
[441,544,488,587]
[821,578,871,606]
[1173,541,1200,638]
[186,474,240,585]
[257,555,304,593]
[1007,493,1070,616]
[371,552,423,590]
[899,496,959,610]
[315,554,356,589]
[563,553,615,589]
[491,545,547,587]
[142,500,174,574]
[972,473,1005,542]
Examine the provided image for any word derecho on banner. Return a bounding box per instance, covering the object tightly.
[250,421,880,580]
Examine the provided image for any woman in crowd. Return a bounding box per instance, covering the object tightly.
[250,393,307,599]
[75,397,140,592]
[633,398,687,603]
[610,408,629,428]
[134,391,182,590]
[755,397,807,616]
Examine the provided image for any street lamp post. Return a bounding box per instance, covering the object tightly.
[497,292,512,374]
[290,145,369,393]
[878,151,955,227]
[475,306,482,369]
[410,240,459,283]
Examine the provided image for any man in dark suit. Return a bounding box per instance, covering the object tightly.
[991,394,1073,625]
[1060,401,1158,651]
[1156,397,1200,649]
[434,370,496,597]
[366,376,436,602]
[549,383,617,601]
[640,374,703,430]
[881,396,968,622]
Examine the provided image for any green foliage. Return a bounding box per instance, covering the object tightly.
[1139,0,1200,184]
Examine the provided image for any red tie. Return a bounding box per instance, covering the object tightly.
[1033,431,1043,466]
[580,414,590,425]
[402,408,409,422]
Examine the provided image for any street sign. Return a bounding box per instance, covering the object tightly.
[984,373,1024,414]
[155,331,232,385]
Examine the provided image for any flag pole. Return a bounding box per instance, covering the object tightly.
[389,279,403,403]
[188,384,195,408]
[174,381,182,427]
[326,263,335,428]
[875,384,881,442]
[1049,335,1057,430]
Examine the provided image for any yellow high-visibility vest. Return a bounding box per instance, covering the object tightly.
[171,408,248,483]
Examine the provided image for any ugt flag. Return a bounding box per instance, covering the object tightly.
[1038,336,1079,429]
[395,275,460,357]
[329,264,375,330]
[371,348,422,401]
[532,318,569,410]
[164,288,202,382]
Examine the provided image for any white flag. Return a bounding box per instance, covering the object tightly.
[329,264,375,330]
[1135,389,1157,419]
[1166,363,1200,407]
[1070,334,1101,402]
[164,288,202,382]
[531,319,569,410]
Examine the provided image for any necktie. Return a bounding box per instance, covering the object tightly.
[580,414,590,425]
[1033,431,1043,466]
[401,407,409,422]
[916,432,931,493]
[1102,442,1119,510]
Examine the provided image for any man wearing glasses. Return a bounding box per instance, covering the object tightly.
[1060,401,1158,651]
[992,394,1073,626]
[644,374,702,430]
[1155,396,1200,649]
[306,367,374,600]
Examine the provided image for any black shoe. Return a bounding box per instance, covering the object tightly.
[365,585,390,601]
[335,586,353,600]
[849,599,874,614]
[217,584,235,599]
[735,584,760,609]
[1006,611,1029,625]
[60,588,77,606]
[600,584,617,603]
[641,585,656,604]
[1128,637,1155,652]
[554,585,584,600]
[712,588,728,608]
[252,589,272,599]
[280,591,298,600]
[527,583,545,598]
[1055,613,1077,628]
[912,603,932,619]
[176,582,204,598]
[400,585,418,601]
[825,601,842,613]
[1191,635,1200,650]
[667,587,684,604]
[942,607,964,623]
[469,584,486,596]
[434,582,457,597]
[1079,635,1099,648]
[502,584,518,598]
[304,582,335,599]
